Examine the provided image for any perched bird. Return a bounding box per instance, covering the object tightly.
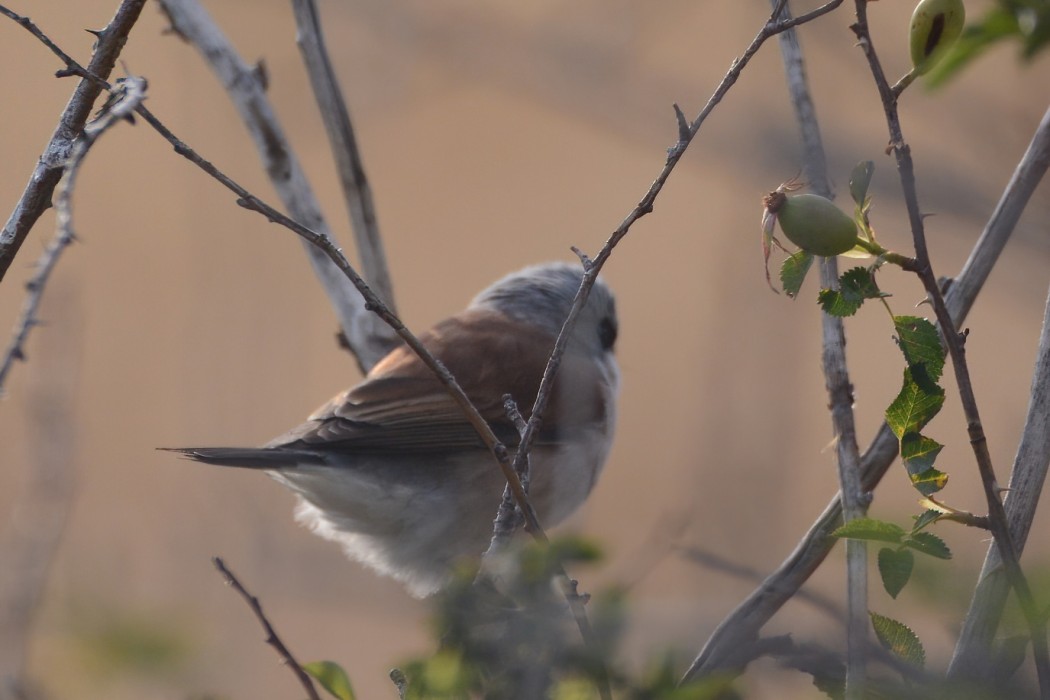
[168,262,619,596]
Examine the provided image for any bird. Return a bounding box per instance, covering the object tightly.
[166,262,619,597]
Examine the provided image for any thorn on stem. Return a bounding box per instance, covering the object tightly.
[672,102,690,142]
[570,246,593,271]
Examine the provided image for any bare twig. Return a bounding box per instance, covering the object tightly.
[770,2,868,695]
[850,4,1050,693]
[157,0,398,374]
[212,558,321,700]
[0,0,147,284]
[0,226,73,395]
[480,395,532,565]
[510,0,846,522]
[291,0,397,313]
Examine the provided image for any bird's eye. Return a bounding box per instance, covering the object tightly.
[598,316,617,351]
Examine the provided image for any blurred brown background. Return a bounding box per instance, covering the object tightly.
[1,1,1049,697]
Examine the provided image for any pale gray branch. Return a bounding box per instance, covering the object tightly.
[158,0,398,373]
[291,0,397,314]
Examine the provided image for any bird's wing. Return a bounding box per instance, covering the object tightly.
[269,309,604,455]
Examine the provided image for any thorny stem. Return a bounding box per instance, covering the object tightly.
[0,0,147,283]
[851,3,1050,694]
[212,558,322,700]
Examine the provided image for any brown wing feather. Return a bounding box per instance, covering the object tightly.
[267,309,605,454]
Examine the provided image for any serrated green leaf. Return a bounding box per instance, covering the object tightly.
[818,288,861,317]
[900,433,943,475]
[870,612,926,668]
[909,466,949,497]
[878,547,914,599]
[841,267,884,300]
[849,161,875,206]
[904,531,952,560]
[303,660,356,700]
[886,367,945,439]
[818,268,884,317]
[780,250,814,298]
[893,316,945,381]
[832,517,906,544]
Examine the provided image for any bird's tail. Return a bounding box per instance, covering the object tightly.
[159,446,325,469]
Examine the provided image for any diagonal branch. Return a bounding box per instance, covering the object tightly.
[212,558,322,700]
[0,0,147,285]
[509,0,846,517]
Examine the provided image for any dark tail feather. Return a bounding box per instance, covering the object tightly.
[158,446,325,469]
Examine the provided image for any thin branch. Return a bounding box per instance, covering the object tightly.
[157,0,398,374]
[479,395,532,566]
[0,227,73,395]
[850,4,1050,693]
[770,4,868,694]
[0,0,147,284]
[949,276,1050,681]
[509,0,846,527]
[212,558,321,700]
[291,0,397,314]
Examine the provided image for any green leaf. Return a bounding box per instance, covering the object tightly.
[893,316,945,381]
[832,517,905,544]
[780,250,814,298]
[818,287,860,317]
[909,466,949,497]
[303,660,356,700]
[849,161,875,206]
[904,531,952,560]
[877,547,914,599]
[900,433,943,474]
[870,612,926,668]
[886,367,945,439]
[818,268,884,317]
